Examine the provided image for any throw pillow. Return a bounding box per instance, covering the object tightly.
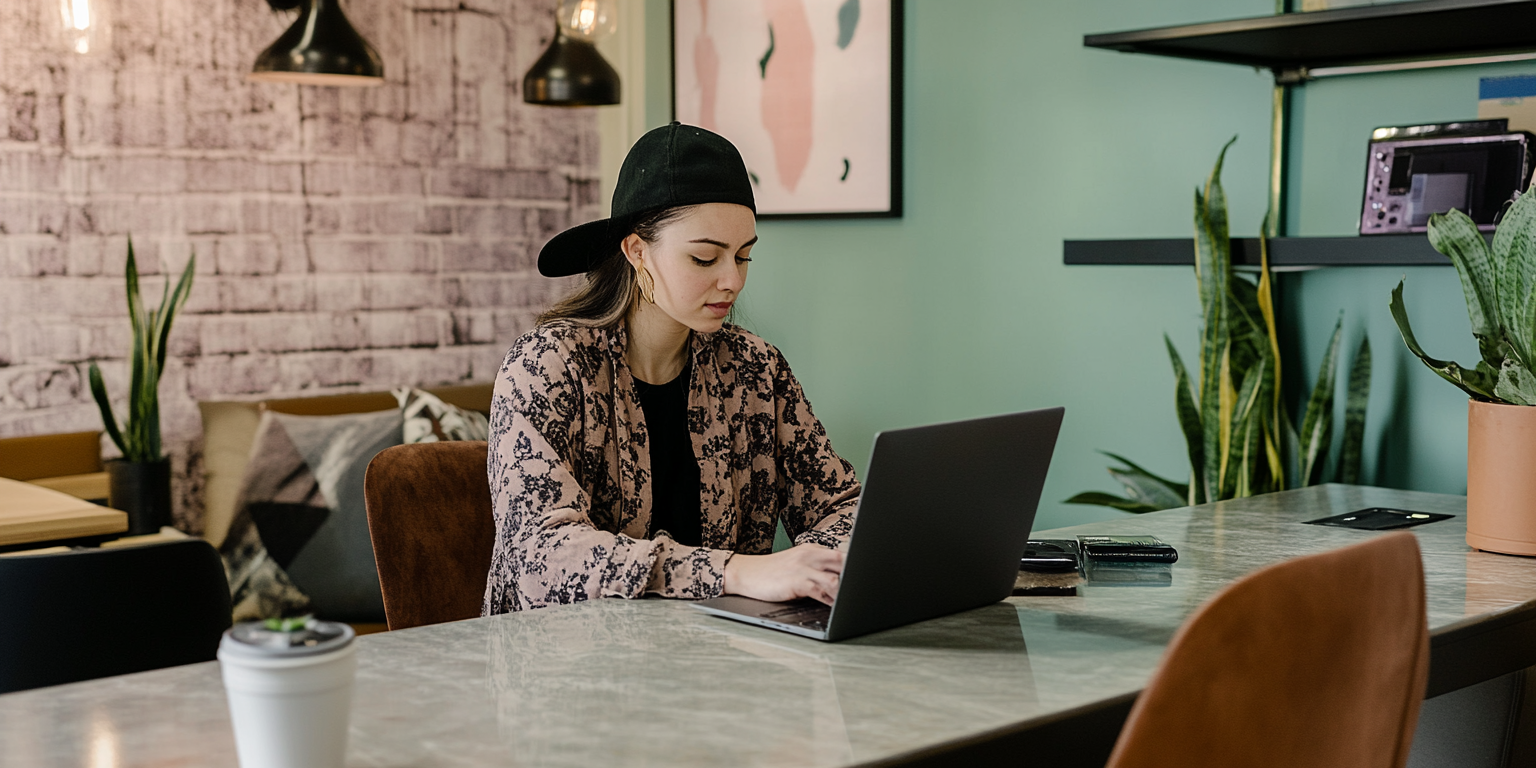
[220,408,402,623]
[394,387,489,443]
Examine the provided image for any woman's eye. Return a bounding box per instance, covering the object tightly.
[735,255,753,264]
[691,256,717,266]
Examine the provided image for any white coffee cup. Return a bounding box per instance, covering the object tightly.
[219,619,357,768]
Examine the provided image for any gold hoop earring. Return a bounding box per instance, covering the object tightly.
[636,266,656,304]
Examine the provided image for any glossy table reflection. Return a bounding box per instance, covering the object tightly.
[4,485,1535,768]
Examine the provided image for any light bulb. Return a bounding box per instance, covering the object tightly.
[556,0,616,41]
[60,0,110,55]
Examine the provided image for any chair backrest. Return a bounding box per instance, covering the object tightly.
[363,441,495,631]
[0,430,102,481]
[0,539,233,694]
[1106,531,1429,768]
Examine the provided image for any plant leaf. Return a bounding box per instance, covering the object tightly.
[127,307,151,462]
[1279,405,1301,489]
[1063,492,1161,515]
[1216,342,1236,498]
[1255,219,1285,490]
[1225,279,1269,396]
[1495,359,1536,405]
[1107,467,1188,510]
[1261,423,1283,494]
[154,253,196,377]
[1427,208,1504,367]
[143,252,195,462]
[1193,140,1235,504]
[1199,136,1237,284]
[1234,412,1262,498]
[1232,355,1268,493]
[88,362,129,458]
[1165,336,1205,505]
[1491,188,1536,369]
[1299,316,1343,486]
[1389,280,1499,401]
[1100,456,1188,511]
[1338,335,1372,484]
[124,242,146,458]
[1099,451,1191,498]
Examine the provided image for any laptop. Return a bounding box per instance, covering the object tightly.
[691,406,1065,642]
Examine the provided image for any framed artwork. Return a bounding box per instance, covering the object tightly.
[671,0,903,219]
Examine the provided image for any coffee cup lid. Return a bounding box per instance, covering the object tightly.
[219,618,355,659]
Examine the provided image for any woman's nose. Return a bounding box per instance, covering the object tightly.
[718,264,745,292]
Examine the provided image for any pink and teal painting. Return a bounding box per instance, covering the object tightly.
[674,0,899,217]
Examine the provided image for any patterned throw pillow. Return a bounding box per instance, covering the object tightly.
[393,387,489,443]
[220,409,402,623]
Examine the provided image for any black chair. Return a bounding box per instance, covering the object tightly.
[0,539,233,694]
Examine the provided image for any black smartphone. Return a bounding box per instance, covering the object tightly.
[1020,539,1081,573]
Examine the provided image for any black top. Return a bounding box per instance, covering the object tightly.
[633,362,703,547]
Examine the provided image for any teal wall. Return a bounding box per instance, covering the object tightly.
[1283,62,1536,497]
[639,0,1506,530]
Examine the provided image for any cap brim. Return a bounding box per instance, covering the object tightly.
[537,217,621,277]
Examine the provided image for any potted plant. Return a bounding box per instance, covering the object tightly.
[1390,191,1536,555]
[88,240,195,535]
[1068,139,1372,512]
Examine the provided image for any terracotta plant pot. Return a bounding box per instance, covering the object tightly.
[1467,400,1536,556]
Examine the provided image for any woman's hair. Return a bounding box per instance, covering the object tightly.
[536,206,695,328]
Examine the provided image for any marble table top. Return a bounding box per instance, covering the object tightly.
[4,485,1534,768]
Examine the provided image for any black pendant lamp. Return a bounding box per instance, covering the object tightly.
[250,0,384,87]
[524,0,621,106]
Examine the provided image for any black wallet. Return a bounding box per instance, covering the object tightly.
[1077,535,1179,563]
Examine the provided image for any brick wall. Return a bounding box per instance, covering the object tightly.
[0,0,599,531]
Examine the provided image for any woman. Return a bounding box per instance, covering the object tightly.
[483,123,860,614]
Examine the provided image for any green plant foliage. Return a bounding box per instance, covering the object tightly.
[264,615,313,632]
[89,239,196,463]
[1392,189,1536,407]
[1338,335,1372,485]
[1069,139,1372,513]
[1298,318,1343,487]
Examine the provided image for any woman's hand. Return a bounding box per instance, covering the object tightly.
[724,544,845,605]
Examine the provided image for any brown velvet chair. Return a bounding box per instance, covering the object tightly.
[1106,531,1429,768]
[363,441,495,631]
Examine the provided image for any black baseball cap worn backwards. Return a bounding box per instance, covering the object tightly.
[537,122,757,278]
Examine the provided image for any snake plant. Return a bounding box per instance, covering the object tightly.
[1390,189,1536,405]
[1069,139,1372,513]
[88,240,196,463]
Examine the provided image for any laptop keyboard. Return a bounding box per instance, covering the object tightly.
[759,603,831,630]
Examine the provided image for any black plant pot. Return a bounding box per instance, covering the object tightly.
[107,459,172,536]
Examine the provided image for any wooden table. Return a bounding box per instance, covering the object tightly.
[0,477,127,548]
[2,485,1534,767]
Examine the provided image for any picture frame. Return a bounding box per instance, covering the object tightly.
[671,0,903,219]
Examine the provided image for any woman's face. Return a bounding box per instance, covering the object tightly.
[623,203,757,333]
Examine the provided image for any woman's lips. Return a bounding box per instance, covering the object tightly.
[705,302,733,317]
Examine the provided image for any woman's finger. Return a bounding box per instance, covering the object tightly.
[807,569,839,598]
[800,546,844,572]
[799,577,826,602]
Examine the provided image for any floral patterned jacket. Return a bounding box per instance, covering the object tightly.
[482,319,861,614]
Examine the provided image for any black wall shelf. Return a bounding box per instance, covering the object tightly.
[1064,236,1452,268]
[1084,0,1536,74]
[1075,0,1526,267]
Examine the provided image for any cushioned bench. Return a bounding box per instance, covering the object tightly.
[199,384,492,549]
